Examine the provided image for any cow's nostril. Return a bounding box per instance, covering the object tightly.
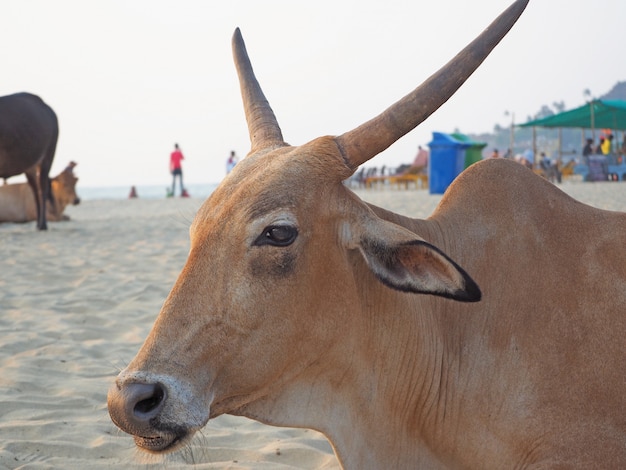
[115,381,167,425]
[134,383,165,416]
[109,380,173,441]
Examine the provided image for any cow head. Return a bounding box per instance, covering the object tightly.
[51,167,80,208]
[108,0,527,455]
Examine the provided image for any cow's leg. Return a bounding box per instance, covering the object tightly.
[38,154,56,230]
[25,167,46,230]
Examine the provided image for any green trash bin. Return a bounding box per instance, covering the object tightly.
[451,132,487,168]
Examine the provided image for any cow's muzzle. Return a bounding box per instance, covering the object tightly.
[107,380,188,453]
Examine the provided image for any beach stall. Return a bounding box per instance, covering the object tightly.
[519,100,626,180]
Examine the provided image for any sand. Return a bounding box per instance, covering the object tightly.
[2,179,626,469]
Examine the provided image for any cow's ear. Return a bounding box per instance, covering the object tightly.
[357,222,481,302]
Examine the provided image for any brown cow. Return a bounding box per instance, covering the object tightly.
[108,0,626,467]
[0,166,80,224]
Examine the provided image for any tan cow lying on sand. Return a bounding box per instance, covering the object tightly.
[0,166,80,224]
[108,0,626,467]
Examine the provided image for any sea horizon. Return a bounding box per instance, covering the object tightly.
[76,182,219,201]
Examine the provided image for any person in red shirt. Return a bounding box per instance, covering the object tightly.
[169,143,185,197]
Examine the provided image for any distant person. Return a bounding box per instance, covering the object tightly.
[540,152,561,184]
[596,136,605,155]
[226,150,238,173]
[522,149,534,166]
[601,134,614,155]
[169,143,185,197]
[514,154,529,167]
[490,148,500,158]
[128,186,138,198]
[582,138,594,159]
[413,145,429,168]
[539,152,551,175]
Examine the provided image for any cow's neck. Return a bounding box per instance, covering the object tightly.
[246,290,470,468]
[323,298,457,469]
[323,293,521,469]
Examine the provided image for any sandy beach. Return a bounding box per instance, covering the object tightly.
[2,179,626,469]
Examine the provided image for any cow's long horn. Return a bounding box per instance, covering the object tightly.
[232,28,286,154]
[335,0,529,170]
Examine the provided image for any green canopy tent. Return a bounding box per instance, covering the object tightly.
[518,100,626,171]
[519,100,626,131]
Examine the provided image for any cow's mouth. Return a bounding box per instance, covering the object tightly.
[133,430,189,453]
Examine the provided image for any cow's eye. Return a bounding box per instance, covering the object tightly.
[254,225,298,247]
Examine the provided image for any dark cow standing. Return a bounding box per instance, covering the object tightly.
[0,93,59,230]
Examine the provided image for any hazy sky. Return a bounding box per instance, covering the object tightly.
[3,0,625,188]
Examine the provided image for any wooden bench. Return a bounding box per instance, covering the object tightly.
[364,165,428,189]
[364,172,428,190]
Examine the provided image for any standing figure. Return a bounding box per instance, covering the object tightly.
[226,150,238,173]
[169,143,185,197]
[413,145,429,168]
[582,138,594,159]
[601,134,614,156]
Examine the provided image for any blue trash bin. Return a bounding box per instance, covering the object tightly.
[428,132,469,194]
